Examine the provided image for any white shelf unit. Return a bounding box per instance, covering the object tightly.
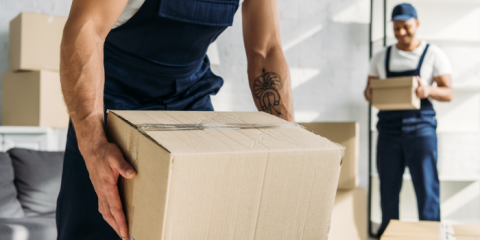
[0,126,68,152]
[370,176,480,226]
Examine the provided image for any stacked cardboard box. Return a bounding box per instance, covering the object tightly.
[2,12,68,128]
[107,111,345,240]
[299,122,367,240]
[381,220,480,240]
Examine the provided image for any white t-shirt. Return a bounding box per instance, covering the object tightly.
[113,0,145,29]
[369,41,452,85]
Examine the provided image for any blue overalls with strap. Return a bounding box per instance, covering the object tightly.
[376,44,441,237]
[56,0,240,239]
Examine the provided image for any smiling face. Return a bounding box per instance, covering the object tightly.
[393,18,420,45]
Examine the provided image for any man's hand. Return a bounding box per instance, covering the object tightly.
[364,76,378,103]
[415,76,431,99]
[84,141,136,240]
[364,85,372,102]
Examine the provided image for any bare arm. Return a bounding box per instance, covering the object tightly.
[364,76,378,102]
[242,0,294,122]
[416,75,453,102]
[61,1,134,239]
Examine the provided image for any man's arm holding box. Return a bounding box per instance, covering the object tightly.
[60,1,135,239]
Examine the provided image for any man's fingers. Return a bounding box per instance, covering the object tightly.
[100,199,120,236]
[105,185,129,239]
[110,154,136,179]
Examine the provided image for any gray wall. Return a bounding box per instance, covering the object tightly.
[0,0,372,188]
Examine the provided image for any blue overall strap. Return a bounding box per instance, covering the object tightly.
[415,44,430,77]
[385,46,393,75]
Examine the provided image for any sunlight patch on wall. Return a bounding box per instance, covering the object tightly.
[290,68,320,90]
[332,0,370,24]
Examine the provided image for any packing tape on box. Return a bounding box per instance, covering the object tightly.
[136,123,302,132]
[439,223,456,240]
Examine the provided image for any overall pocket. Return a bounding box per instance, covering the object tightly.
[158,0,239,26]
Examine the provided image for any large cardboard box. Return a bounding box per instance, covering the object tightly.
[329,188,367,240]
[2,71,69,128]
[299,122,359,190]
[371,77,420,110]
[381,220,480,240]
[9,12,67,72]
[106,111,344,240]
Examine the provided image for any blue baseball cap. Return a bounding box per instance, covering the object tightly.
[392,3,418,21]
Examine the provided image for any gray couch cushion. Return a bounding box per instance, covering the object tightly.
[8,148,64,217]
[0,152,24,218]
[0,214,56,240]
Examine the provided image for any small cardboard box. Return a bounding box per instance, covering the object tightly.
[381,220,480,240]
[9,12,67,72]
[299,122,359,190]
[371,77,420,110]
[106,111,344,240]
[2,71,69,128]
[329,188,367,240]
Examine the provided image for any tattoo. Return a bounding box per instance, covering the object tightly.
[253,69,283,115]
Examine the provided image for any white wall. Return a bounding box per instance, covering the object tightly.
[0,0,372,188]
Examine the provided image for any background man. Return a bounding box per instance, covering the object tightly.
[57,0,294,239]
[364,3,453,237]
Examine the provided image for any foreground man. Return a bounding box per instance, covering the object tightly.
[364,3,452,237]
[56,0,294,239]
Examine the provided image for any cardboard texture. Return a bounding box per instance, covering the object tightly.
[2,71,69,128]
[9,12,67,72]
[371,77,420,110]
[328,188,367,240]
[381,220,480,240]
[299,122,359,190]
[106,111,345,240]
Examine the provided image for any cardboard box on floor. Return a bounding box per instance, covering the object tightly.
[9,12,67,72]
[381,220,480,240]
[299,122,359,190]
[371,77,420,110]
[2,71,69,128]
[329,188,367,240]
[106,111,344,240]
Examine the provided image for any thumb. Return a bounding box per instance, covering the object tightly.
[416,76,423,86]
[112,155,137,179]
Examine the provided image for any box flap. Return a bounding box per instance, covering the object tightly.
[370,77,417,89]
[108,111,345,155]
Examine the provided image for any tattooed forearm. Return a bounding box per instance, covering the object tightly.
[253,69,283,115]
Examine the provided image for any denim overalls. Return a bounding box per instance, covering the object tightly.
[56,0,240,239]
[376,44,441,237]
